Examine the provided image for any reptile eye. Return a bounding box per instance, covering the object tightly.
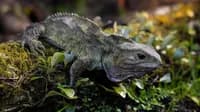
[137,53,146,60]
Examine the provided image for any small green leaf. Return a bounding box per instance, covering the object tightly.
[159,73,171,83]
[189,96,200,106]
[113,84,127,98]
[44,89,77,101]
[45,90,65,98]
[76,78,90,87]
[126,88,139,103]
[57,86,77,99]
[51,52,64,67]
[134,79,144,89]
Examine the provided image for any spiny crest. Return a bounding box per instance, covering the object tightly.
[46,12,79,20]
[45,12,100,28]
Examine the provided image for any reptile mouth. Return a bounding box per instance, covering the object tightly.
[103,63,158,82]
[136,62,160,69]
[103,65,144,82]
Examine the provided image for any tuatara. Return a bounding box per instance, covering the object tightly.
[21,12,162,86]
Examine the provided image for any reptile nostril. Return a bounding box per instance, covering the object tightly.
[137,53,146,60]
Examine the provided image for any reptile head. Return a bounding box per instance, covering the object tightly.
[103,40,162,82]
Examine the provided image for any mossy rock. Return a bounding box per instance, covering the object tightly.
[0,41,49,111]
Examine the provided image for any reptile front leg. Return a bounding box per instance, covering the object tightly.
[69,57,94,87]
[21,23,46,55]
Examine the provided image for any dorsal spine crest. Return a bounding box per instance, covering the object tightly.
[46,12,78,20]
[45,12,100,27]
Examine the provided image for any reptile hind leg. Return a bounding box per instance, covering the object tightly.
[21,23,46,55]
[69,57,94,87]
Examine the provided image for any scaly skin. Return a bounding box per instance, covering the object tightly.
[21,12,162,86]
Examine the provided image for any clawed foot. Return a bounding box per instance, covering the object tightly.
[22,38,45,56]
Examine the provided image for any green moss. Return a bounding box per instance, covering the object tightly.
[0,41,34,78]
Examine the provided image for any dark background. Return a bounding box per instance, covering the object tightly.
[0,0,199,41]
